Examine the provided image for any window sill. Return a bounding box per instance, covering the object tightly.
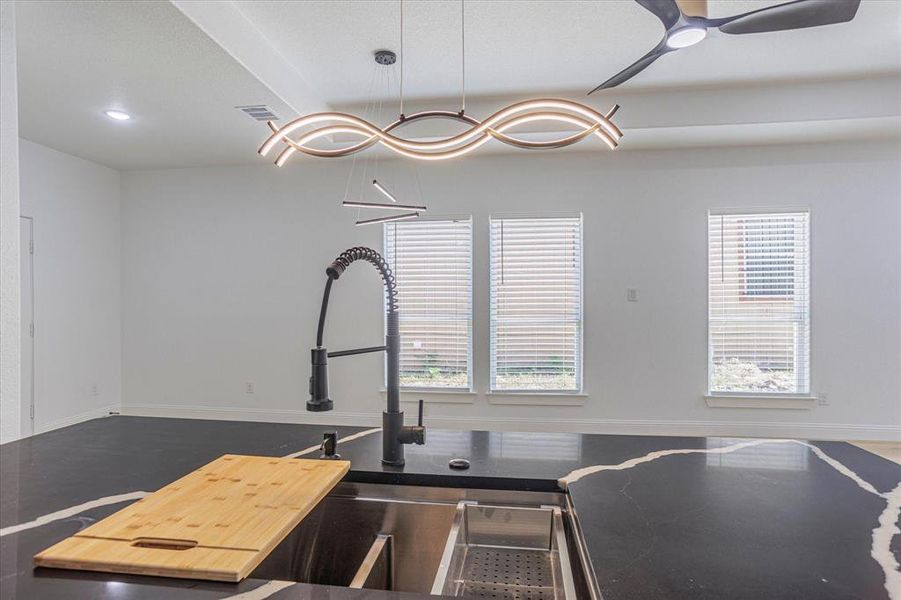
[704,394,817,410]
[487,392,587,406]
[380,389,476,404]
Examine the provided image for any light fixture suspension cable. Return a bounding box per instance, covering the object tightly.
[461,0,465,113]
[399,0,405,117]
[342,61,379,205]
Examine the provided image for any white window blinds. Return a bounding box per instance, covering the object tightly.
[708,210,810,394]
[490,216,583,392]
[384,218,472,389]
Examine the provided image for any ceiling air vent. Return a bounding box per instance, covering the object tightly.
[236,105,279,122]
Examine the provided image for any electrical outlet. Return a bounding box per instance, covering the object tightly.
[818,393,829,406]
[90,383,99,397]
[627,288,638,302]
[245,381,255,394]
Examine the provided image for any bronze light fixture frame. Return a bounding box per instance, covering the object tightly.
[258,99,622,165]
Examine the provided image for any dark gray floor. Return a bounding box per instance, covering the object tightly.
[1,416,899,600]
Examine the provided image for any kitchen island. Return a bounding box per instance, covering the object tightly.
[1,416,898,599]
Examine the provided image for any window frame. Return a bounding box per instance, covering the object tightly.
[383,214,474,392]
[488,213,584,395]
[706,206,812,399]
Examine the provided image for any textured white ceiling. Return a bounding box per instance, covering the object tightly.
[233,0,901,103]
[13,0,901,170]
[15,0,294,170]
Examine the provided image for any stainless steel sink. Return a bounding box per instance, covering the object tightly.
[251,483,595,599]
[252,482,458,591]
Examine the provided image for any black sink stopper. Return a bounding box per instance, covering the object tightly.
[448,458,470,470]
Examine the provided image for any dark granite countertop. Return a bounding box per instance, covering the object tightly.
[1,416,899,600]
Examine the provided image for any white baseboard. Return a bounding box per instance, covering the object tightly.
[121,403,380,427]
[120,403,901,442]
[35,403,121,436]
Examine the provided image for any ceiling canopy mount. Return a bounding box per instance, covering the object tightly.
[373,50,397,66]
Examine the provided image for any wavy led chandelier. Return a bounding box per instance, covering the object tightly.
[259,98,623,166]
[258,1,622,166]
[259,99,621,165]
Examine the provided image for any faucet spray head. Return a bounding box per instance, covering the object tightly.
[307,347,333,412]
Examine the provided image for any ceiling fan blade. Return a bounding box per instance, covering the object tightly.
[635,0,683,30]
[588,41,671,93]
[716,0,861,35]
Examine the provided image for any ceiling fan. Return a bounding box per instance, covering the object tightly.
[588,0,862,93]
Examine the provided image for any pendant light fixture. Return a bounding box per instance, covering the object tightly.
[355,212,421,226]
[342,200,427,211]
[371,179,398,203]
[258,0,622,165]
[338,50,428,226]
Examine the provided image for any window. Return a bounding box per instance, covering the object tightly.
[384,218,472,389]
[490,216,583,392]
[740,217,797,297]
[708,210,810,395]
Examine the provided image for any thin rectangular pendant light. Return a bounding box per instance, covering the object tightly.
[356,212,420,226]
[343,200,427,211]
[372,179,399,203]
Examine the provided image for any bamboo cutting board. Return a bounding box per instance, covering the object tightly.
[34,455,349,582]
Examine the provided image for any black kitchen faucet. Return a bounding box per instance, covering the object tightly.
[308,247,425,466]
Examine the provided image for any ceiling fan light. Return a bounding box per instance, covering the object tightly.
[666,27,707,49]
[104,109,132,121]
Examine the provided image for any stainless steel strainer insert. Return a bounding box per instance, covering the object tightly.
[431,502,576,600]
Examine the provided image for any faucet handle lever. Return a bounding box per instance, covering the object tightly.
[320,431,340,460]
[396,401,426,447]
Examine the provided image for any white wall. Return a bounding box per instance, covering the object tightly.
[0,1,21,444]
[18,139,122,432]
[121,141,901,441]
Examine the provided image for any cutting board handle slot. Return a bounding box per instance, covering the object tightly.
[130,537,198,551]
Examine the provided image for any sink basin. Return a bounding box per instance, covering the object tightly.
[252,482,457,591]
[251,482,594,599]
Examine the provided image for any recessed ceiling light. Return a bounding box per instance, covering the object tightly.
[666,27,707,49]
[104,110,131,121]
